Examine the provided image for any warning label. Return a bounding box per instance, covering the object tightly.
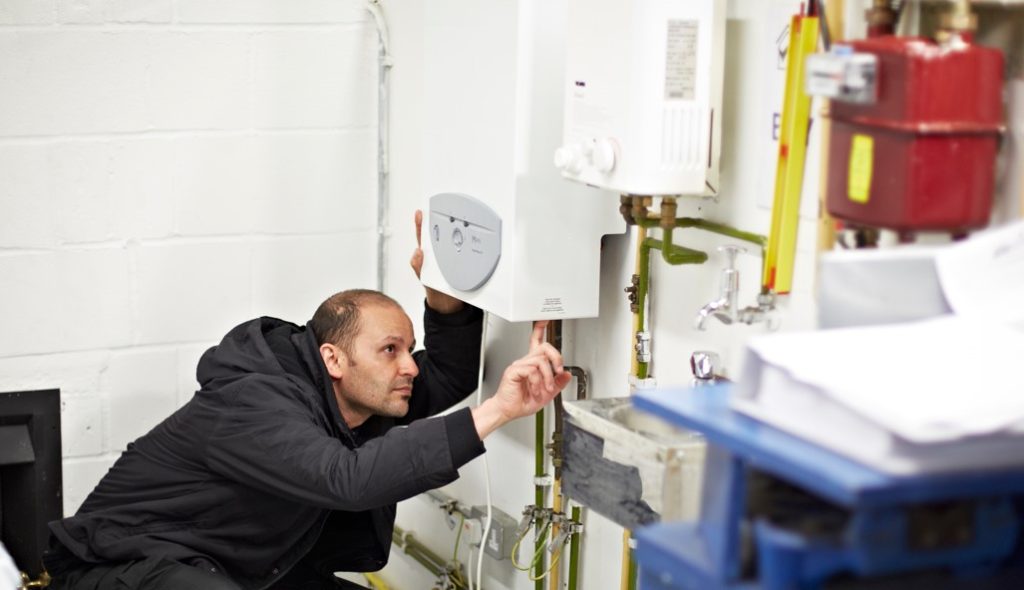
[665,20,699,100]
[540,298,565,314]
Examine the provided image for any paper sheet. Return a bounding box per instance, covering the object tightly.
[935,220,1024,326]
[745,316,1024,444]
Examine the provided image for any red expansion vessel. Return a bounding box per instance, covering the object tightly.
[827,36,1004,233]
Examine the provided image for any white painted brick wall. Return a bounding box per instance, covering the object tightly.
[147,33,250,130]
[134,241,254,344]
[103,349,179,452]
[0,0,378,517]
[61,458,116,517]
[0,1,55,25]
[0,144,55,248]
[57,0,173,25]
[0,32,152,136]
[175,0,369,25]
[251,29,376,129]
[251,232,377,322]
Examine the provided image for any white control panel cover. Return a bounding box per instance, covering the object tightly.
[429,193,502,291]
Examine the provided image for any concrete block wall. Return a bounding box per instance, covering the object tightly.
[0,0,379,516]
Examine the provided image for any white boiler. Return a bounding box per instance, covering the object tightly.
[556,0,727,197]
[415,0,624,321]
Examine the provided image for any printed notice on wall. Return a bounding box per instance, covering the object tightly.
[665,20,698,100]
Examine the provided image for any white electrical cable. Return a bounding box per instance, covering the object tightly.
[474,312,492,590]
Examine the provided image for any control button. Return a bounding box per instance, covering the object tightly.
[468,227,485,254]
[452,227,464,251]
[432,224,440,242]
[554,144,585,174]
[592,138,616,173]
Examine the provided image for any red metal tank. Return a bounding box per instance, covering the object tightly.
[826,36,1003,233]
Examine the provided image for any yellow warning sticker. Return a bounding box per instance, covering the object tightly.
[848,134,873,204]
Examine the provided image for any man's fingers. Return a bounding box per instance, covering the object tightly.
[410,249,424,278]
[535,352,555,391]
[530,320,548,352]
[414,210,423,248]
[539,343,564,374]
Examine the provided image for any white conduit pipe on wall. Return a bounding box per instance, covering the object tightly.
[367,0,392,292]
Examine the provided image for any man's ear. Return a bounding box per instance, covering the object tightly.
[319,343,348,380]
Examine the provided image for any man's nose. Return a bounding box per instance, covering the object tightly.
[400,352,419,377]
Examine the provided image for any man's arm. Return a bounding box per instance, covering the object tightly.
[400,209,484,423]
[471,321,570,439]
[205,378,482,511]
[400,303,483,423]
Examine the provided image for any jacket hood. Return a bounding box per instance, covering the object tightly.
[197,317,299,389]
[197,316,355,441]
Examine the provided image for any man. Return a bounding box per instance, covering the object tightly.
[44,213,571,589]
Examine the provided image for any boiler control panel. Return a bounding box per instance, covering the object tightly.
[428,193,502,292]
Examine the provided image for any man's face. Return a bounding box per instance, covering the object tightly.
[333,303,419,426]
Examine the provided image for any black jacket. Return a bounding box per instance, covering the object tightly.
[49,304,485,589]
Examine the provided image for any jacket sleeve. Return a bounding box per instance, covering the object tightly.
[203,375,485,511]
[400,302,484,424]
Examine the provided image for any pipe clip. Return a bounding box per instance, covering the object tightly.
[634,331,651,364]
[533,474,553,488]
[546,514,584,554]
[516,505,554,539]
[624,274,640,313]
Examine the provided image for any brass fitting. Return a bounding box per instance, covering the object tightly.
[631,195,653,222]
[624,274,640,313]
[619,194,634,225]
[20,571,52,589]
[659,197,677,232]
[865,0,896,29]
[939,0,977,35]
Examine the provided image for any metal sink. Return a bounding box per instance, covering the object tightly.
[562,397,706,529]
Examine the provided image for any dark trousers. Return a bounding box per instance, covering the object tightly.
[49,556,370,590]
[49,556,243,590]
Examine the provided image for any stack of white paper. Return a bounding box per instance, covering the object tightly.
[732,221,1024,475]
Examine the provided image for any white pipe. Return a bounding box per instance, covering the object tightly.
[474,313,492,590]
[367,0,392,293]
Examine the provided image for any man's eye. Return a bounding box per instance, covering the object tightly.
[384,345,395,354]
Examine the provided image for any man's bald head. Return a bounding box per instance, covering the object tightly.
[310,289,405,354]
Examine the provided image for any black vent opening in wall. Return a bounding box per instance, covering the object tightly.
[0,389,62,579]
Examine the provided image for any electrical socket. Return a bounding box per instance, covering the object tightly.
[470,505,518,561]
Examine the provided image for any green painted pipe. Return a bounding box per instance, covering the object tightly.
[535,409,547,590]
[633,216,766,248]
[636,233,652,379]
[679,217,767,248]
[567,507,582,590]
[392,527,447,578]
[644,235,708,266]
[628,542,638,590]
